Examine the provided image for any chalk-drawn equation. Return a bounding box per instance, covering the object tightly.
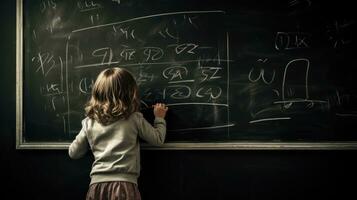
[72,43,228,105]
[245,56,357,124]
[144,65,225,104]
[77,65,225,104]
[31,51,66,112]
[74,44,202,68]
[64,10,231,133]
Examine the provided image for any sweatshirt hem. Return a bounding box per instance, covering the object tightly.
[90,174,138,185]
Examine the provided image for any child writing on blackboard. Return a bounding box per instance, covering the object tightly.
[68,67,168,200]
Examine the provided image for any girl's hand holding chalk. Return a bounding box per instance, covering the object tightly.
[153,103,168,118]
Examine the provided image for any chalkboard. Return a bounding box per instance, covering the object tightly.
[16,0,357,149]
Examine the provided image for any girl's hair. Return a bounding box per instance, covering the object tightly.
[85,67,140,125]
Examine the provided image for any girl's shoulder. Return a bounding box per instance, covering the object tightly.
[129,112,144,119]
[82,116,92,124]
[81,117,96,130]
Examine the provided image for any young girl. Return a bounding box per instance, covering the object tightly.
[69,67,168,200]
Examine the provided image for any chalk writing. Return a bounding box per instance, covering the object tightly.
[275,32,310,50]
[63,10,230,133]
[41,0,57,13]
[19,0,357,146]
[77,0,101,12]
[326,19,354,48]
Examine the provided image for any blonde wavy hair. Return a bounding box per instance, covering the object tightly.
[85,67,140,125]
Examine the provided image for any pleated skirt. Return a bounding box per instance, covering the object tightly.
[86,181,141,200]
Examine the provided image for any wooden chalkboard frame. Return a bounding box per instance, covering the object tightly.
[16,0,357,150]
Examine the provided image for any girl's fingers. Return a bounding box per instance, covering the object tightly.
[153,103,168,109]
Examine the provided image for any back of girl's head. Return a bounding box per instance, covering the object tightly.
[85,67,140,125]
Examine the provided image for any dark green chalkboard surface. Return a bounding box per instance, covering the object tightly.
[17,0,357,149]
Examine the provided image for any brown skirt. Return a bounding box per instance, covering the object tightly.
[86,181,141,200]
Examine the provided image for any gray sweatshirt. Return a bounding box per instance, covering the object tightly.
[68,112,166,185]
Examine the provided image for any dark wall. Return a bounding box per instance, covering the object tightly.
[1,1,357,199]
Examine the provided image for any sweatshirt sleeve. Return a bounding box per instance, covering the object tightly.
[68,119,89,159]
[135,112,166,146]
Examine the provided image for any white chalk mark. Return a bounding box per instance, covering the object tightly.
[281,58,310,107]
[249,117,291,124]
[41,92,63,97]
[170,123,235,132]
[200,67,222,82]
[248,68,275,84]
[33,30,37,39]
[289,0,299,6]
[306,101,314,109]
[188,16,198,29]
[165,28,178,39]
[44,57,56,77]
[258,58,268,63]
[112,0,121,4]
[79,78,88,94]
[90,15,94,24]
[217,49,221,65]
[226,32,230,137]
[168,80,195,84]
[72,10,225,33]
[262,70,275,84]
[74,59,233,69]
[65,37,71,133]
[62,116,66,133]
[79,6,102,12]
[248,68,260,82]
[51,97,56,111]
[131,29,135,39]
[158,31,166,38]
[47,55,54,63]
[336,113,357,117]
[59,56,64,91]
[272,89,280,97]
[164,85,192,99]
[166,102,228,107]
[36,53,45,75]
[336,90,341,105]
[274,99,327,104]
[333,41,338,48]
[252,106,281,118]
[140,100,149,109]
